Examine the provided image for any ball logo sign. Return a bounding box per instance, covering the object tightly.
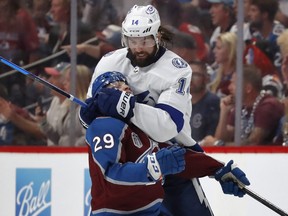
[16,168,51,216]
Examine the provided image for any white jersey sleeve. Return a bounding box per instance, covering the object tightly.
[87,48,196,146]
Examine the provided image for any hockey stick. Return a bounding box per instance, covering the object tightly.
[226,173,288,216]
[242,187,288,216]
[0,56,87,108]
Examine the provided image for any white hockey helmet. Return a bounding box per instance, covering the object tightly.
[122,5,161,47]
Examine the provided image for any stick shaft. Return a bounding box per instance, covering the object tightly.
[0,56,87,107]
[226,173,288,216]
[242,187,288,216]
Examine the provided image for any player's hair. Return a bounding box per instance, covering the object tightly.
[158,26,174,48]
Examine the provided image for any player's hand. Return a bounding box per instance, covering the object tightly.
[146,146,186,181]
[96,88,136,122]
[214,160,250,197]
[79,97,100,128]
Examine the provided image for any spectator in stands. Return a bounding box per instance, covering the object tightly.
[230,0,252,41]
[261,74,283,99]
[151,0,182,27]
[170,30,198,63]
[189,61,220,143]
[36,62,70,146]
[207,0,236,58]
[277,29,288,92]
[61,24,122,61]
[37,64,92,146]
[203,65,284,146]
[209,31,237,98]
[25,69,52,112]
[244,40,279,78]
[0,84,46,146]
[179,3,210,61]
[30,0,53,59]
[247,0,285,73]
[0,85,15,145]
[243,39,284,100]
[0,62,71,146]
[151,0,210,61]
[0,61,91,146]
[273,30,288,145]
[0,0,39,65]
[81,0,119,32]
[233,0,251,22]
[276,0,288,28]
[46,0,96,68]
[0,0,39,106]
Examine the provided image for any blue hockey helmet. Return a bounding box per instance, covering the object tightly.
[92,71,127,97]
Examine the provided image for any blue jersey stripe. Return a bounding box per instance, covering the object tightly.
[155,104,184,133]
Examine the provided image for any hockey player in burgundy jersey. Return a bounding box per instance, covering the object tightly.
[80,5,251,216]
[85,71,250,216]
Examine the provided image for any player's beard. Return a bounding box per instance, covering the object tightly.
[128,46,158,67]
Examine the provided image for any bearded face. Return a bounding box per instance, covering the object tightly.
[129,47,157,67]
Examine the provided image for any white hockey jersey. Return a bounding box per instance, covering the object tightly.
[87,47,197,146]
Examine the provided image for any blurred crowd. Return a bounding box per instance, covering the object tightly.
[0,0,288,146]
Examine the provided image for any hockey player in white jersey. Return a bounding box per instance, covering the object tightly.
[80,5,248,216]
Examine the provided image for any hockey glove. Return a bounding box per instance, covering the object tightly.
[146,146,186,181]
[79,97,100,129]
[96,88,136,122]
[214,160,250,197]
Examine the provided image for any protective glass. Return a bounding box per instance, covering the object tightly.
[124,36,156,49]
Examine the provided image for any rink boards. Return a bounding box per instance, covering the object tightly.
[0,146,287,216]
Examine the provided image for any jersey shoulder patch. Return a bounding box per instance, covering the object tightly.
[172,58,188,68]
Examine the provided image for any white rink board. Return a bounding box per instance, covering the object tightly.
[200,153,288,216]
[0,151,287,216]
